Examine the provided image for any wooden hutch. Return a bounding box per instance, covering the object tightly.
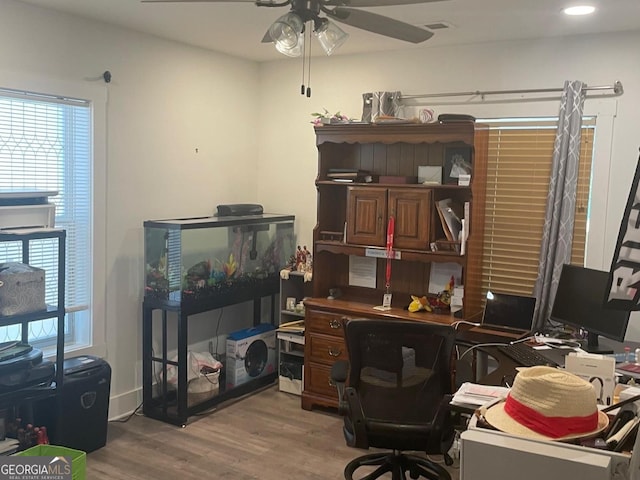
[302,122,489,411]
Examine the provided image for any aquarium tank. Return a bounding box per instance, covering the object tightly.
[144,214,295,306]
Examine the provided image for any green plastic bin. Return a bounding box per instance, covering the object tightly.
[17,444,86,480]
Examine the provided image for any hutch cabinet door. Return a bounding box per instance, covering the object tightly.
[346,186,387,246]
[388,188,433,250]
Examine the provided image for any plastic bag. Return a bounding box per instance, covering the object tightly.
[165,351,222,386]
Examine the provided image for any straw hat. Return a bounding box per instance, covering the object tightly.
[484,366,609,441]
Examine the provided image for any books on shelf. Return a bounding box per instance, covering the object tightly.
[431,239,461,254]
[461,201,470,255]
[435,198,463,242]
[326,169,376,183]
[332,178,356,183]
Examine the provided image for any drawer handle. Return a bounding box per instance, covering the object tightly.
[328,378,335,387]
[328,347,342,357]
[329,319,341,329]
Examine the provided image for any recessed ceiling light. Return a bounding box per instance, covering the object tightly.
[563,5,596,15]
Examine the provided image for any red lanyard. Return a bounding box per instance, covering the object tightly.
[385,216,395,292]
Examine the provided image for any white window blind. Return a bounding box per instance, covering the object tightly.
[480,118,595,297]
[0,90,91,347]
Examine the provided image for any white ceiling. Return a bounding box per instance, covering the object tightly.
[17,0,640,62]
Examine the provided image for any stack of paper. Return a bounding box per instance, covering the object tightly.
[451,382,510,408]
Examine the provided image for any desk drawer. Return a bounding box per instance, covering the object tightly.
[308,332,348,364]
[306,309,349,336]
[305,361,338,399]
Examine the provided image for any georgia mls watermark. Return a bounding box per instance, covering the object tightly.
[0,456,72,480]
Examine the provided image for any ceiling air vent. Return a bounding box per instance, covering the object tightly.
[423,21,454,30]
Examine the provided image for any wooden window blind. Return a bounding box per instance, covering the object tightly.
[481,118,595,297]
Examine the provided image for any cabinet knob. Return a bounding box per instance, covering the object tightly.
[329,319,341,329]
[328,378,335,387]
[328,347,342,357]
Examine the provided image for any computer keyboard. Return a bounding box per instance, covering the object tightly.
[496,343,560,367]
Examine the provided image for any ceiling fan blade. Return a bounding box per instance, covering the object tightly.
[324,0,446,6]
[262,29,273,43]
[327,7,433,43]
[141,0,256,3]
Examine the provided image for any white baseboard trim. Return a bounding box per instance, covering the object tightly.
[109,387,143,421]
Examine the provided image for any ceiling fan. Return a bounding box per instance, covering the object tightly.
[143,0,445,96]
[142,0,445,54]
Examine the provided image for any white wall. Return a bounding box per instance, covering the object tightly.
[3,0,640,418]
[256,30,640,338]
[0,0,261,417]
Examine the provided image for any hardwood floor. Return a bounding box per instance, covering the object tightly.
[86,385,460,479]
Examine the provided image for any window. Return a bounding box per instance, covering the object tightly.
[480,117,595,297]
[0,88,92,350]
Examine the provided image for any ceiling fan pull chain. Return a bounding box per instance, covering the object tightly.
[301,25,306,95]
[306,27,312,98]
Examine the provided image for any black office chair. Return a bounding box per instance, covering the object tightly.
[331,319,456,480]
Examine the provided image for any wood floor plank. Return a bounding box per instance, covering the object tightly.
[86,386,459,479]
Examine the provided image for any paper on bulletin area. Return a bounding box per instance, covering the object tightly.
[349,255,377,288]
[428,262,463,294]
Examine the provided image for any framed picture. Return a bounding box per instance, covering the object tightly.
[443,147,473,185]
[606,154,640,310]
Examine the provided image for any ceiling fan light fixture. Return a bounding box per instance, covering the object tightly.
[314,19,349,56]
[268,12,304,56]
[275,30,304,57]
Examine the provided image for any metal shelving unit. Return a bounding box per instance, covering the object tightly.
[0,228,66,449]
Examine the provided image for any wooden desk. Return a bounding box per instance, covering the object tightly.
[302,297,458,411]
[301,299,639,410]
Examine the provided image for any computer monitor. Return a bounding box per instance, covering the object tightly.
[550,264,630,354]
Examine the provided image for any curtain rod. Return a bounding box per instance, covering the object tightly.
[401,80,623,101]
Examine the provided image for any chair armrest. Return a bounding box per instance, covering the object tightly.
[331,360,368,448]
[427,394,455,456]
[331,360,349,414]
[331,360,349,383]
[345,386,369,449]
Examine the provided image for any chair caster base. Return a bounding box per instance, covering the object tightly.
[344,452,451,480]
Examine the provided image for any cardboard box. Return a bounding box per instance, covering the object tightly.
[279,374,303,396]
[0,262,46,316]
[226,324,276,389]
[564,352,616,406]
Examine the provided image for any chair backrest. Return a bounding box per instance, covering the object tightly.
[343,319,456,451]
